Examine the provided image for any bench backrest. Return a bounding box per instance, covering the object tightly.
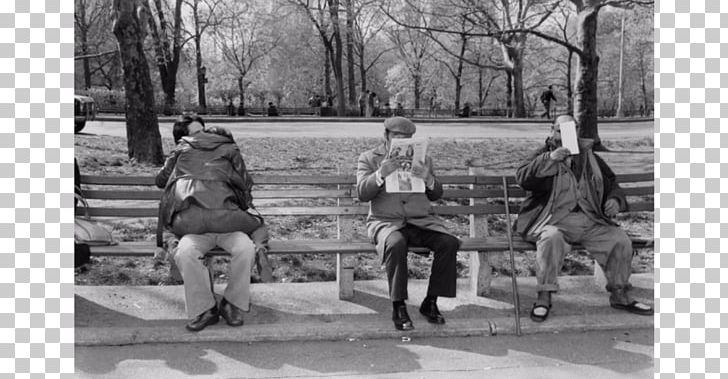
[77,173,654,219]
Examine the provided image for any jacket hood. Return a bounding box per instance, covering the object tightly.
[180,131,234,150]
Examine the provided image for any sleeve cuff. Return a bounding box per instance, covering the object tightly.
[425,176,435,190]
[375,170,385,187]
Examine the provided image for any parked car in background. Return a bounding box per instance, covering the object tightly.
[74,94,96,133]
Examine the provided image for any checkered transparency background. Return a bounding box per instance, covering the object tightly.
[0,0,721,376]
[0,0,75,377]
[655,0,727,377]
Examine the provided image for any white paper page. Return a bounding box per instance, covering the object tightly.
[559,121,579,155]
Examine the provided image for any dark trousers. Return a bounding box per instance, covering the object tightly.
[541,102,551,118]
[382,224,459,301]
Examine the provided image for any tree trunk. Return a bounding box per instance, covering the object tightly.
[478,68,484,110]
[112,0,163,165]
[358,45,366,91]
[345,0,356,107]
[505,71,513,117]
[639,48,648,116]
[323,48,332,101]
[574,5,601,143]
[453,35,467,111]
[566,50,574,114]
[151,0,183,116]
[237,76,246,115]
[501,43,526,118]
[328,0,346,116]
[615,10,625,118]
[413,73,421,109]
[193,0,206,113]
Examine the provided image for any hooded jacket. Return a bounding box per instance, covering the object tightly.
[155,131,260,247]
[513,137,627,238]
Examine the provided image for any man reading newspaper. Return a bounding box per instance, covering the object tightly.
[385,137,428,193]
[356,117,461,331]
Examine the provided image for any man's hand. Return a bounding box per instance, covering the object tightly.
[411,160,434,185]
[549,147,571,161]
[379,156,405,178]
[604,198,620,217]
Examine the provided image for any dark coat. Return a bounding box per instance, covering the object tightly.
[155,131,258,247]
[513,138,627,237]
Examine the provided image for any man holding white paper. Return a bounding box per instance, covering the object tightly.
[513,115,652,322]
[356,117,460,331]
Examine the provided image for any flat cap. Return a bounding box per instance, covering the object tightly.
[384,117,416,134]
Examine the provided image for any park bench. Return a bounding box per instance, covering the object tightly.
[77,171,653,302]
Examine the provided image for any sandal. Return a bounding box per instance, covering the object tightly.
[530,302,552,322]
[610,300,653,316]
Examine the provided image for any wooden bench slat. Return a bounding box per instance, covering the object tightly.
[82,173,655,187]
[88,235,652,257]
[81,186,653,202]
[83,189,357,201]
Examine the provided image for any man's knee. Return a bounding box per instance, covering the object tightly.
[612,228,633,256]
[384,232,408,258]
[538,227,565,247]
[228,235,256,260]
[438,234,460,254]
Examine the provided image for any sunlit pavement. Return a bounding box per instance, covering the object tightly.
[75,328,653,379]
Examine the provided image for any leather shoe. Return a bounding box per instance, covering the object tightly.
[185,305,219,332]
[392,304,414,331]
[220,298,245,327]
[419,299,445,324]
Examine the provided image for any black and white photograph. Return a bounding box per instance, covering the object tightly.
[72,0,656,377]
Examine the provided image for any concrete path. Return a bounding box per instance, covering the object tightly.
[75,274,653,346]
[75,328,653,378]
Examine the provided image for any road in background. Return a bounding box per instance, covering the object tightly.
[81,120,654,140]
[75,328,653,379]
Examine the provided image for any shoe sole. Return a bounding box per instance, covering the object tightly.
[185,315,220,332]
[610,303,654,316]
[394,323,414,331]
[419,310,446,324]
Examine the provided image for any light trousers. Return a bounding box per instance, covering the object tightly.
[533,211,633,293]
[174,232,255,318]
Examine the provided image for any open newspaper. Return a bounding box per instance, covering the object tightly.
[385,137,428,193]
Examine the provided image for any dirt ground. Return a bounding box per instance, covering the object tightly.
[74,128,653,286]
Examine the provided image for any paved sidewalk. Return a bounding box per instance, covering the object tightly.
[75,328,654,378]
[76,274,653,346]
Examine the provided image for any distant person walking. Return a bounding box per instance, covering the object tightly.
[358,90,369,117]
[540,85,557,119]
[366,91,375,117]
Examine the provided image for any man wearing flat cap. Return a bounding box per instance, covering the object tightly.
[356,116,460,331]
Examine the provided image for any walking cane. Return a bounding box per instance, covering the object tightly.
[502,176,522,336]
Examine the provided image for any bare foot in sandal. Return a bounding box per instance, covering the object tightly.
[530,291,552,322]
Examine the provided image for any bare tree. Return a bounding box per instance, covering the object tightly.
[143,0,187,115]
[384,0,652,145]
[430,16,472,112]
[111,0,164,164]
[383,0,559,118]
[214,1,280,115]
[75,0,115,89]
[352,0,392,93]
[185,0,222,113]
[289,0,347,116]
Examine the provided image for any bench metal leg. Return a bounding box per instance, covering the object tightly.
[337,253,354,300]
[469,251,493,296]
